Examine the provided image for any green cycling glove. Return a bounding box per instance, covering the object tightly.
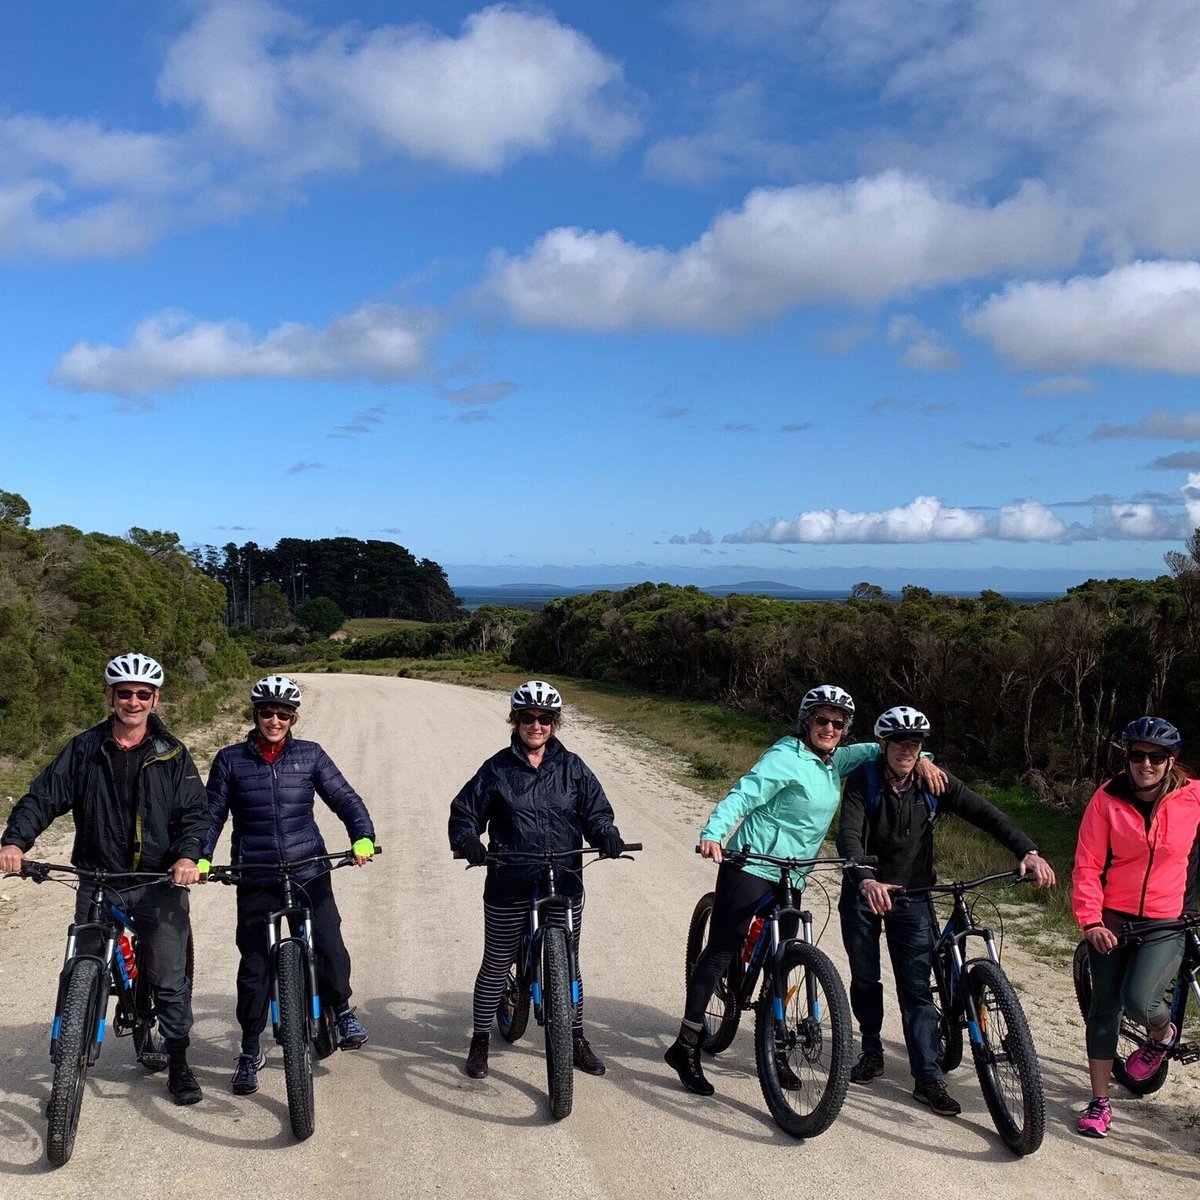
[352,838,375,860]
[197,858,211,875]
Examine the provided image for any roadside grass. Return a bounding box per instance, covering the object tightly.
[340,618,424,639]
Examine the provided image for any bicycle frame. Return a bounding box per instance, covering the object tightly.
[1123,915,1200,1066]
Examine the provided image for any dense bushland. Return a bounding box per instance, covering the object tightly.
[0,509,249,758]
[508,577,1197,798]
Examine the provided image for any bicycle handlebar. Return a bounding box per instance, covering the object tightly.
[13,861,174,886]
[898,868,1024,898]
[697,845,876,871]
[1120,911,1200,943]
[455,843,642,864]
[206,845,383,884]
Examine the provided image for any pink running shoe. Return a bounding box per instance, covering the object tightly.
[1124,1022,1177,1082]
[1077,1097,1112,1138]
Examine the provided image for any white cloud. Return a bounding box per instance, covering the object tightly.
[722,492,1183,544]
[677,1,1200,256]
[435,381,516,406]
[159,0,637,174]
[488,172,1085,332]
[1022,376,1092,397]
[887,314,963,371]
[968,262,1200,373]
[996,500,1065,541]
[51,303,437,397]
[1182,473,1200,532]
[723,495,988,544]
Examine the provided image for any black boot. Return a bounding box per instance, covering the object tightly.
[465,1032,489,1078]
[664,1025,714,1097]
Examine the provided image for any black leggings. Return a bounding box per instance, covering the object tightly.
[684,862,794,1025]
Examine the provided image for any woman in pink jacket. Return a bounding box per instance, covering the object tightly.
[1072,716,1200,1138]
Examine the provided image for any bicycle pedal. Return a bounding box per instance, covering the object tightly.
[1177,1042,1200,1065]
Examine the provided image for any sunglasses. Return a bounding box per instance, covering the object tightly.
[517,711,556,727]
[1127,749,1170,766]
[257,709,295,722]
[114,688,155,701]
[812,716,847,730]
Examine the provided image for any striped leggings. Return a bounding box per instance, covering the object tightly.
[472,895,585,1035]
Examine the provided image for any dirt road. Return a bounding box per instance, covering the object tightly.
[1,673,1197,1195]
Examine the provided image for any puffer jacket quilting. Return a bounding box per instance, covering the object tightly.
[204,733,374,880]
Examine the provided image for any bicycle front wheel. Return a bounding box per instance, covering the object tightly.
[542,927,574,1120]
[1071,940,1169,1096]
[47,958,102,1167]
[932,949,963,1072]
[968,960,1044,1155]
[754,942,852,1139]
[277,941,316,1140]
[685,891,740,1054]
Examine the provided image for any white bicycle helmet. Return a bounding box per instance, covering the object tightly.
[511,680,563,711]
[874,706,931,741]
[798,684,855,730]
[250,675,302,709]
[104,653,165,688]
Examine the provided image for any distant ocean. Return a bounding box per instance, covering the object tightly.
[453,583,1059,612]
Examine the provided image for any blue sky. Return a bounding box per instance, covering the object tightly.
[6,1,1200,589]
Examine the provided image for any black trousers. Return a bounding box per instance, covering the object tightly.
[234,872,353,1046]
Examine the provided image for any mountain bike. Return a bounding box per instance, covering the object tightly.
[1071,911,1200,1095]
[685,848,856,1138]
[469,844,641,1120]
[901,869,1044,1155]
[13,861,195,1167]
[207,846,380,1141]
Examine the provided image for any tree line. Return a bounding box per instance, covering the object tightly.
[190,537,464,629]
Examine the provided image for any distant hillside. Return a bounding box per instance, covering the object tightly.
[0,506,249,759]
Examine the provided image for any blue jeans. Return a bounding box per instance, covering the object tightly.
[839,883,940,1085]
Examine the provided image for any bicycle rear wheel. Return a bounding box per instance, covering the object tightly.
[47,958,102,1167]
[1071,940,1169,1096]
[968,960,1044,1155]
[754,942,852,1139]
[277,941,316,1140]
[685,891,740,1054]
[932,948,963,1072]
[496,953,531,1044]
[542,927,574,1120]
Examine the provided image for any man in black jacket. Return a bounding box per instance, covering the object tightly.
[836,706,1055,1117]
[0,653,207,1105]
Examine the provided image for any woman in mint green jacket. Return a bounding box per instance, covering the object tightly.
[663,684,942,1096]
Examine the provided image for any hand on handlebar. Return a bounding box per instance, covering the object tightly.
[171,858,201,886]
[698,839,723,864]
[861,879,902,915]
[459,836,489,866]
[1085,925,1118,955]
[352,837,375,866]
[1017,852,1056,887]
[0,843,25,874]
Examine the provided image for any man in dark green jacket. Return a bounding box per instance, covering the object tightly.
[836,705,1055,1117]
[0,653,208,1105]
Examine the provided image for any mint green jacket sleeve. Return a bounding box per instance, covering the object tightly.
[699,740,792,843]
[831,741,879,778]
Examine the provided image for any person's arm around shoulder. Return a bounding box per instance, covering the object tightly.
[699,738,792,862]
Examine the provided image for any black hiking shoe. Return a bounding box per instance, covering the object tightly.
[168,1064,203,1106]
[664,1038,715,1096]
[913,1078,961,1116]
[850,1050,885,1084]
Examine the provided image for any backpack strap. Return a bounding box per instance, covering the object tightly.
[863,757,938,819]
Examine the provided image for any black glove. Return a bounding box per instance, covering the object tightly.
[599,829,625,860]
[459,836,488,866]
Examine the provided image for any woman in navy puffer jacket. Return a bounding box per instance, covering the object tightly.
[201,675,375,1097]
